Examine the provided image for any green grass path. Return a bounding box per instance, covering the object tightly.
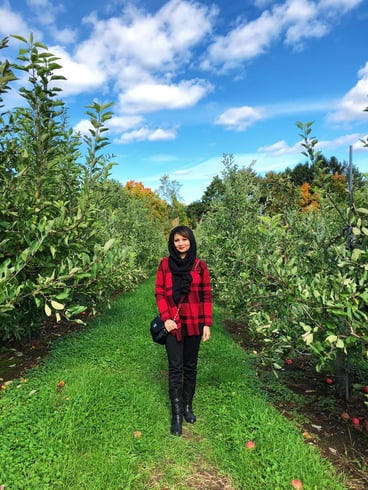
[0,278,347,489]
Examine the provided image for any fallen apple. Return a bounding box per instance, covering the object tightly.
[325,378,334,385]
[291,479,303,489]
[340,412,350,421]
[351,417,360,426]
[362,386,368,394]
[285,358,293,365]
[245,440,255,449]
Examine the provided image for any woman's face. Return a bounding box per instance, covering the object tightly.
[173,233,190,257]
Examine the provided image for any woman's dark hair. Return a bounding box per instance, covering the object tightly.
[170,225,192,241]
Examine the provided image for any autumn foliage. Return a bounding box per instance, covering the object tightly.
[125,180,168,223]
[300,183,320,212]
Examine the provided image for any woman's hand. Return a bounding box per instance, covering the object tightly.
[202,326,210,342]
[164,319,177,332]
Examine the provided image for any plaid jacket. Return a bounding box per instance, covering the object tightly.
[155,257,212,340]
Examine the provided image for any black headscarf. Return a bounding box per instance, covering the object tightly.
[168,226,197,305]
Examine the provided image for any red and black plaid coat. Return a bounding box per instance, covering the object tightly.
[155,257,212,340]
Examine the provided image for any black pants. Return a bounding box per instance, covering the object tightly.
[165,334,202,399]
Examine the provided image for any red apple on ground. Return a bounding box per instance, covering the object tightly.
[340,412,350,421]
[351,417,360,426]
[245,440,255,449]
[325,378,334,385]
[285,358,293,365]
[291,479,304,489]
[362,386,368,394]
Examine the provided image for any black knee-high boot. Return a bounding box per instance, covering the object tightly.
[183,381,196,424]
[170,391,183,436]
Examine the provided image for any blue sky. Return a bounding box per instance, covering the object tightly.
[1,0,368,203]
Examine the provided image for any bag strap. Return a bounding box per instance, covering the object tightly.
[173,259,200,321]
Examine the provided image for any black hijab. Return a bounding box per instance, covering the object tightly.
[168,226,197,305]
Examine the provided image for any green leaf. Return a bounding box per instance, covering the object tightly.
[50,245,56,258]
[302,332,314,346]
[44,303,52,316]
[325,335,337,344]
[351,249,362,262]
[55,290,71,300]
[336,338,345,349]
[51,300,64,311]
[103,238,115,252]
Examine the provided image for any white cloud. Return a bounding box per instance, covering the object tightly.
[78,0,216,85]
[48,45,106,95]
[215,106,265,131]
[202,10,280,71]
[117,127,176,143]
[74,114,144,137]
[119,80,212,114]
[203,0,364,71]
[0,7,31,37]
[27,0,60,27]
[259,139,302,156]
[259,133,367,159]
[50,26,77,45]
[24,0,78,44]
[73,119,92,135]
[318,133,364,149]
[149,128,177,141]
[109,115,144,132]
[173,169,191,176]
[327,62,368,124]
[157,0,217,51]
[319,0,363,12]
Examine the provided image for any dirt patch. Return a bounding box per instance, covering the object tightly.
[147,461,235,490]
[224,319,368,490]
[0,318,86,385]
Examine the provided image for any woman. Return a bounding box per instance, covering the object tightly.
[155,225,212,436]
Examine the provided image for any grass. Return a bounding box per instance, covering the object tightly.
[0,277,348,489]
